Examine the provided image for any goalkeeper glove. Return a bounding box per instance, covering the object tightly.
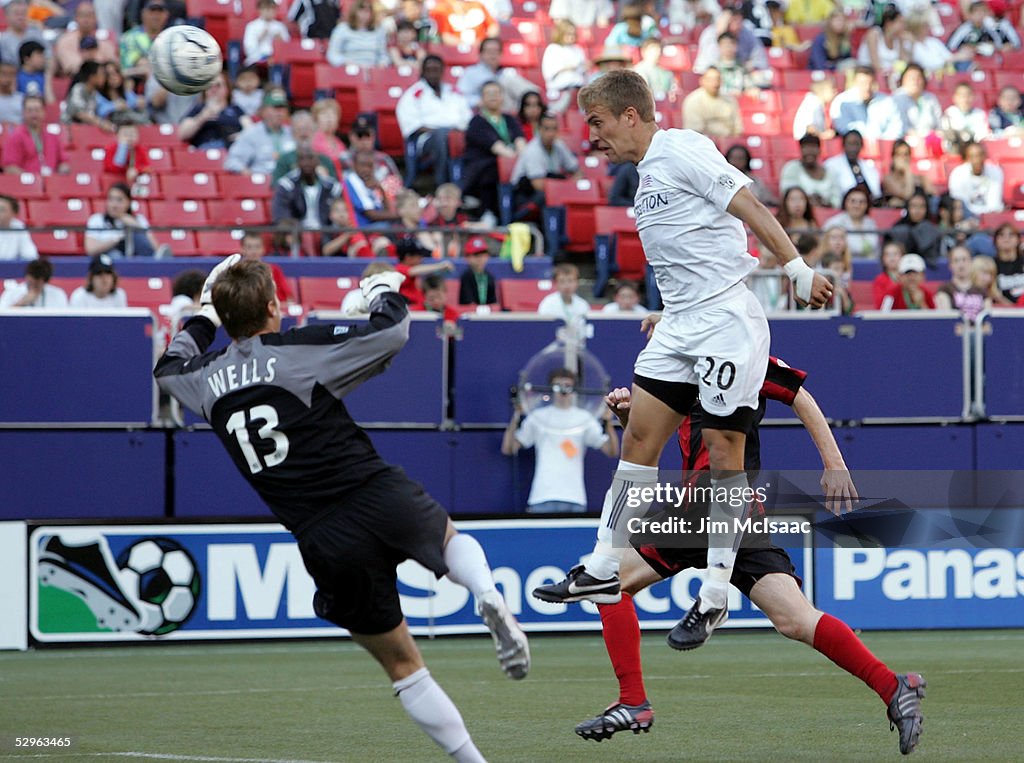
[360,271,406,305]
[197,253,241,328]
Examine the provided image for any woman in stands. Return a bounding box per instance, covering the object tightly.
[725,144,777,206]
[460,80,526,220]
[85,183,157,259]
[935,245,987,320]
[326,0,389,68]
[97,61,148,126]
[808,10,854,71]
[542,19,588,112]
[971,254,1014,306]
[873,239,905,308]
[69,253,128,309]
[776,187,816,243]
[821,225,851,273]
[517,91,546,142]
[177,73,248,149]
[882,139,935,208]
[993,223,1024,304]
[856,7,911,76]
[825,186,880,259]
[311,98,345,175]
[887,192,942,265]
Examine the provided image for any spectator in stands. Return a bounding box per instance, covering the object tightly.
[239,230,293,304]
[725,144,777,206]
[52,3,115,78]
[63,60,113,131]
[829,66,903,139]
[430,0,498,46]
[501,366,618,514]
[693,7,768,74]
[287,0,339,40]
[820,224,851,271]
[98,61,149,126]
[461,81,526,221]
[177,73,248,149]
[342,115,403,193]
[589,46,632,81]
[2,95,68,175]
[993,223,1024,303]
[145,72,199,126]
[935,244,987,319]
[224,88,294,176]
[942,82,991,153]
[273,144,342,230]
[267,218,312,256]
[344,148,399,228]
[887,191,942,265]
[749,249,786,313]
[550,0,614,28]
[419,182,473,256]
[880,252,934,309]
[510,112,580,222]
[765,1,808,52]
[517,92,545,142]
[274,110,335,182]
[103,123,151,184]
[17,40,51,103]
[421,274,458,327]
[667,0,720,30]
[68,253,128,309]
[86,183,158,258]
[682,67,742,137]
[457,38,535,113]
[459,234,498,304]
[947,141,1004,215]
[856,7,911,75]
[607,161,639,207]
[631,38,677,102]
[327,0,388,68]
[716,32,761,96]
[231,66,264,118]
[538,262,590,325]
[395,235,455,307]
[892,64,941,139]
[872,240,905,308]
[394,189,436,250]
[396,55,472,188]
[0,194,37,260]
[808,11,854,71]
[881,139,936,208]
[165,268,205,327]
[0,1,44,74]
[776,186,817,241]
[602,281,649,314]
[796,231,822,267]
[819,251,854,313]
[937,191,983,255]
[784,0,832,24]
[322,196,389,257]
[947,1,1021,68]
[542,20,589,110]
[906,10,963,75]
[388,20,426,66]
[823,129,883,201]
[0,61,23,124]
[779,134,841,208]
[0,257,67,308]
[120,0,169,82]
[988,86,1024,136]
[310,98,346,175]
[792,79,837,141]
[825,186,880,259]
[603,2,659,51]
[971,253,1013,306]
[244,0,290,67]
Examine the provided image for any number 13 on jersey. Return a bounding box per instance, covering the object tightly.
[225,405,290,474]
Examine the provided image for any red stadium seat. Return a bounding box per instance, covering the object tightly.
[219,173,274,200]
[143,147,174,172]
[173,148,228,173]
[148,199,211,226]
[63,148,105,173]
[357,88,405,155]
[45,172,102,199]
[848,281,875,312]
[983,137,1024,163]
[0,173,45,199]
[659,43,692,73]
[297,275,361,311]
[208,198,271,226]
[195,229,245,255]
[497,154,516,183]
[137,123,187,148]
[152,228,201,256]
[498,278,556,311]
[25,197,93,226]
[594,205,644,280]
[33,230,83,256]
[161,172,221,200]
[119,276,172,312]
[313,63,367,129]
[430,43,479,67]
[366,66,420,92]
[742,111,782,136]
[500,41,538,68]
[65,124,107,148]
[544,178,602,253]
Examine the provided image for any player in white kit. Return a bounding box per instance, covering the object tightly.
[534,71,833,648]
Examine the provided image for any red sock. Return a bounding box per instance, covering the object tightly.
[598,594,647,706]
[813,613,898,703]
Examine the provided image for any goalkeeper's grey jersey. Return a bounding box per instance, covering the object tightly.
[154,293,410,532]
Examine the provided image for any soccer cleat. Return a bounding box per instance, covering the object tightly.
[575,701,654,742]
[531,565,622,604]
[666,596,728,651]
[477,590,530,680]
[887,672,926,755]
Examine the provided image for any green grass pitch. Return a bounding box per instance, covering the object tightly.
[1,629,1020,762]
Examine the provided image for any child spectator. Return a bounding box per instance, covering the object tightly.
[602,281,649,315]
[603,2,659,51]
[942,83,990,154]
[395,236,455,308]
[321,197,389,257]
[538,262,589,325]
[458,235,498,304]
[935,245,987,321]
[421,274,458,327]
[819,251,854,314]
[103,123,151,184]
[988,86,1024,136]
[971,254,1013,306]
[16,40,48,100]
[873,241,905,308]
[231,66,265,117]
[0,258,68,308]
[0,194,37,261]
[880,252,935,310]
[947,1,1021,67]
[240,230,293,305]
[388,20,426,66]
[165,268,205,327]
[244,0,290,67]
[69,253,128,309]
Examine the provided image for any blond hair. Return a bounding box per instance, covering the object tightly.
[578,70,655,122]
[970,255,1001,300]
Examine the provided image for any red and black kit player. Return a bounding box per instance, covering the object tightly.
[575,357,926,756]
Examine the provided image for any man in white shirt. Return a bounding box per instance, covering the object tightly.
[533,71,832,649]
[456,37,536,112]
[829,66,904,140]
[823,129,883,202]
[947,141,1004,215]
[396,55,472,186]
[780,134,843,208]
[537,262,590,327]
[224,88,294,176]
[0,194,37,261]
[0,259,68,309]
[502,367,619,513]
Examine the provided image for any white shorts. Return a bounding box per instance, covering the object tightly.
[634,284,770,417]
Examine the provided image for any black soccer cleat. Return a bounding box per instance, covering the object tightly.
[666,596,728,651]
[575,701,654,742]
[532,564,622,604]
[887,672,926,755]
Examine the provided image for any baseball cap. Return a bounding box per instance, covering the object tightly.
[79,35,99,50]
[263,88,289,108]
[351,115,375,136]
[898,253,926,274]
[464,236,489,255]
[89,253,115,275]
[396,236,431,259]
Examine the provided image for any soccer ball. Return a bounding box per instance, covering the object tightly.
[149,25,223,96]
[116,538,201,635]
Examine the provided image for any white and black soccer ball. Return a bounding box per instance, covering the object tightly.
[150,25,223,96]
[116,538,201,635]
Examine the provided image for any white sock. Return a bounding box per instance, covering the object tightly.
[393,668,486,761]
[699,472,750,610]
[586,460,659,580]
[444,533,496,600]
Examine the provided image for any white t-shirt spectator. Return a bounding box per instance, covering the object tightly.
[947,162,1004,215]
[538,292,590,323]
[243,17,291,66]
[515,404,607,506]
[0,281,68,308]
[0,219,38,260]
[602,302,649,315]
[69,286,129,309]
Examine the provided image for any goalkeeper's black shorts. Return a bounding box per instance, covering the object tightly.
[295,465,449,635]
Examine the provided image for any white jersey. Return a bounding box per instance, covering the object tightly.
[633,129,756,314]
